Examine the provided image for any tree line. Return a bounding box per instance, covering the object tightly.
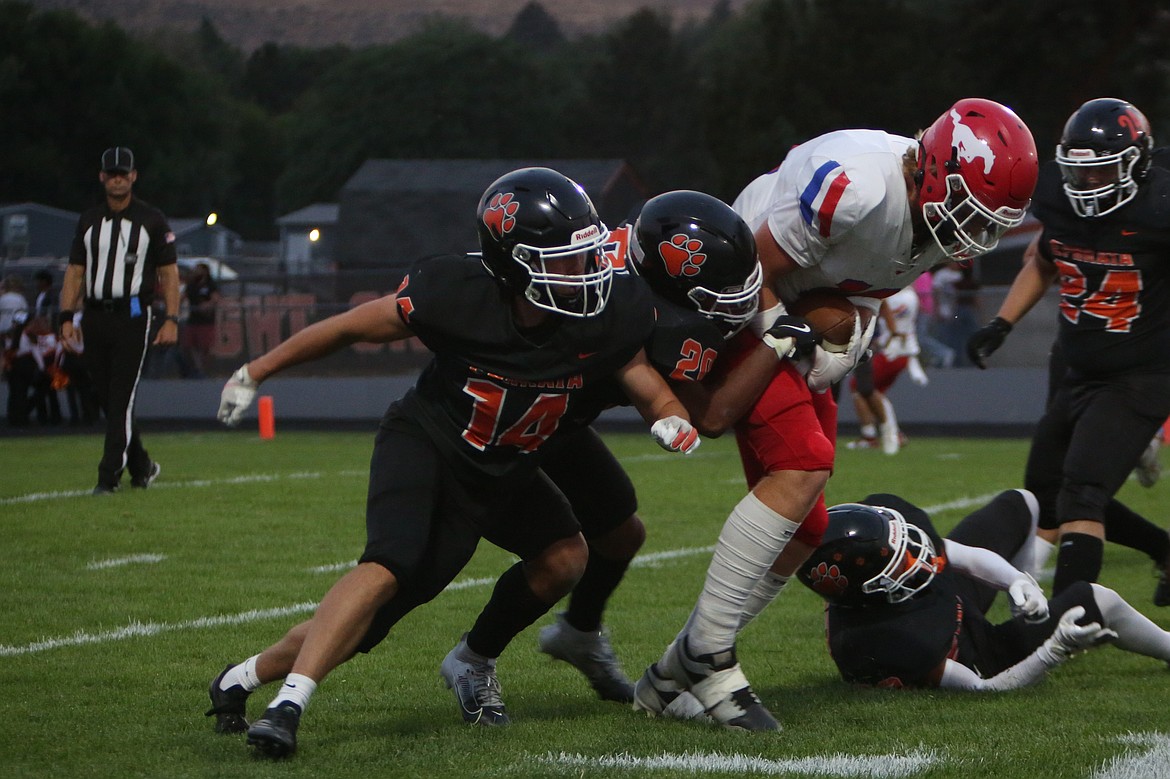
[1,0,1167,240]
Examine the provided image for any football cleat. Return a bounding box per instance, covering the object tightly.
[440,634,509,726]
[846,436,878,450]
[205,664,250,733]
[632,662,709,721]
[1135,434,1162,489]
[538,613,634,702]
[662,638,779,732]
[246,702,300,759]
[1155,535,1170,608]
[131,461,162,489]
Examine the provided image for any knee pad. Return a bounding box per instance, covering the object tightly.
[1056,480,1111,525]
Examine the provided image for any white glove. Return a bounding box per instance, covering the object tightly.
[218,364,259,427]
[906,355,929,386]
[650,416,701,454]
[1007,573,1048,623]
[1038,606,1118,666]
[801,312,878,393]
[748,301,787,337]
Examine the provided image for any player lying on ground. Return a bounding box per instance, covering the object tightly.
[795,490,1170,690]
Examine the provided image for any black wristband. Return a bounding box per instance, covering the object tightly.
[990,316,1013,334]
[164,314,179,324]
[58,310,74,327]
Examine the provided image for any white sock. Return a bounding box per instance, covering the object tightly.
[1092,583,1170,660]
[738,572,790,631]
[1009,489,1041,576]
[859,424,877,439]
[1032,537,1056,577]
[686,493,800,656]
[268,672,317,713]
[220,655,263,692]
[880,396,898,432]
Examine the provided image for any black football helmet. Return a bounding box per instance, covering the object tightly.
[1056,98,1154,217]
[475,167,612,317]
[631,190,761,338]
[796,503,939,607]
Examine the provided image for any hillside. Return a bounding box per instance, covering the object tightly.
[28,0,744,50]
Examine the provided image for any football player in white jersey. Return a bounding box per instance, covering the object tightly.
[635,99,1038,731]
[847,286,928,454]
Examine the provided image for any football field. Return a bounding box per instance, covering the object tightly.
[2,429,1168,778]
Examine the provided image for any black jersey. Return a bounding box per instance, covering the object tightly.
[824,499,988,688]
[389,253,656,479]
[565,289,728,426]
[1031,159,1170,375]
[69,198,177,305]
[557,223,728,427]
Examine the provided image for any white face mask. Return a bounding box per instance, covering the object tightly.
[1057,145,1143,218]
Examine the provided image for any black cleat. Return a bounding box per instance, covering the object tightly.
[246,703,300,759]
[205,664,250,734]
[92,483,119,495]
[1155,535,1170,608]
[131,461,161,489]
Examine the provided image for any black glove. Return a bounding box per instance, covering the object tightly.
[763,316,821,360]
[966,317,1013,369]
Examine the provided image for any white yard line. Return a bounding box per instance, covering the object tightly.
[0,471,342,505]
[1093,733,1170,779]
[2,480,1007,657]
[86,553,167,570]
[537,748,943,777]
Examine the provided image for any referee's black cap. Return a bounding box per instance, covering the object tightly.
[101,147,135,173]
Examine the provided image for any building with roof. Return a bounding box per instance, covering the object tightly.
[0,203,79,260]
[276,203,338,275]
[335,159,648,273]
[168,217,244,259]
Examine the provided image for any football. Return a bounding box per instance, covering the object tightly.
[787,288,858,351]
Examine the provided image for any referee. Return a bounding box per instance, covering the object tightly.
[59,147,181,495]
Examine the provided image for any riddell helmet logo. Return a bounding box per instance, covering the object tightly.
[659,234,706,278]
[572,224,601,244]
[807,561,849,597]
[949,109,996,175]
[483,192,519,238]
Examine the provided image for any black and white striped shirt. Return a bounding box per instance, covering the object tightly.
[69,198,177,304]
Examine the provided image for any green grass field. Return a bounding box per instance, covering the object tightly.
[2,429,1168,778]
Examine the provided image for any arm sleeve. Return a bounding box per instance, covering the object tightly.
[943,538,1022,590]
[938,650,1054,692]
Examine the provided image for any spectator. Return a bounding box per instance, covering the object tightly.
[59,311,99,426]
[933,261,982,366]
[0,275,29,334]
[33,269,55,320]
[3,311,37,426]
[28,315,62,425]
[912,270,954,368]
[181,261,220,377]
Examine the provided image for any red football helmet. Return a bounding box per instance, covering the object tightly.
[917,98,1038,263]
